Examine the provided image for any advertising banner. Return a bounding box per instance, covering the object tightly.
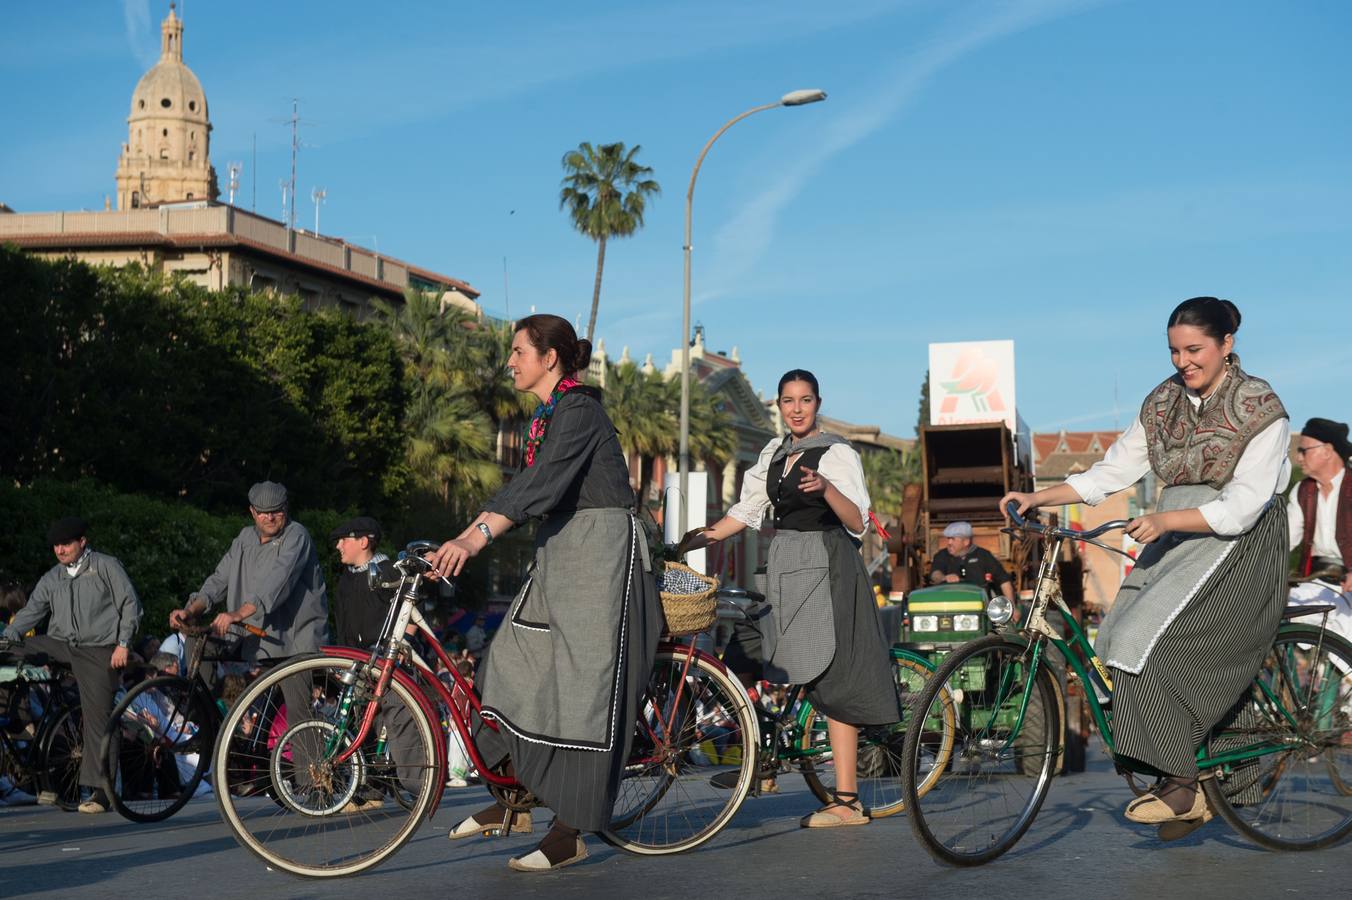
[929,340,1017,431]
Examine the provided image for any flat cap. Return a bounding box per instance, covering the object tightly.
[247,480,288,513]
[942,521,973,538]
[47,516,88,545]
[1302,418,1352,461]
[330,516,382,542]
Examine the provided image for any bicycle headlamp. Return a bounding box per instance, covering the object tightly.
[986,596,1014,625]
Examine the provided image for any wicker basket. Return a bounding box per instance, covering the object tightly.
[658,561,719,637]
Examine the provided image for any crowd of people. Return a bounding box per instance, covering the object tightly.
[1,300,1349,869]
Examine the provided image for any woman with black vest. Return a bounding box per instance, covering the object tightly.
[1003,297,1291,840]
[686,369,901,827]
[425,314,661,872]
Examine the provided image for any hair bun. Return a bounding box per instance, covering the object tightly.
[1219,298,1241,333]
[573,338,593,372]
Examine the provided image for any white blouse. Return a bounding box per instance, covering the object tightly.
[1065,391,1290,536]
[727,436,872,538]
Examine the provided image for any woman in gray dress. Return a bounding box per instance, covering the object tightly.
[1003,297,1290,839]
[686,369,902,827]
[427,314,661,872]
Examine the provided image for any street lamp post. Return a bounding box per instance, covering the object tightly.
[677,89,827,539]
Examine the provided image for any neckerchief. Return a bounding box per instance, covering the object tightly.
[524,377,580,467]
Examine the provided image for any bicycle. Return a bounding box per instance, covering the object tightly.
[0,642,84,810]
[101,619,268,822]
[209,541,764,877]
[901,502,1352,865]
[602,585,954,855]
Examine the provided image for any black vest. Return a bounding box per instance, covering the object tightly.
[767,445,841,532]
[334,567,387,649]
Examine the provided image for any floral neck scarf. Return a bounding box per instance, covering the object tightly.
[524,377,580,467]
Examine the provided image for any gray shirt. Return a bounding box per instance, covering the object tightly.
[4,550,142,647]
[193,520,329,659]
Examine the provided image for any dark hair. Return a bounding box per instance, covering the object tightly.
[777,368,820,398]
[1167,297,1241,344]
[514,314,592,374]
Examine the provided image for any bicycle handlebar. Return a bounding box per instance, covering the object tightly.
[1005,500,1131,542]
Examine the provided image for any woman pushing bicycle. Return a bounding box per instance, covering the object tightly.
[1002,297,1290,838]
[425,314,662,872]
[683,368,902,827]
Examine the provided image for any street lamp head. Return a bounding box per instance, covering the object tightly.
[781,89,827,107]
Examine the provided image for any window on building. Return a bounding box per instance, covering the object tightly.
[188,151,194,161]
[162,128,168,137]
[188,100,197,112]
[161,98,171,108]
[186,193,194,200]
[159,148,169,159]
[138,99,145,110]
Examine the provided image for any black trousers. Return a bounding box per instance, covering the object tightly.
[23,635,119,789]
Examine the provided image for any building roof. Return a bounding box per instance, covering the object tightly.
[0,204,479,299]
[1033,429,1123,480]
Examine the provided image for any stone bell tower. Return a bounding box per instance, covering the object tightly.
[115,4,218,209]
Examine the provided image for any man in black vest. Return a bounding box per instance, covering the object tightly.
[1287,418,1352,643]
[331,516,389,650]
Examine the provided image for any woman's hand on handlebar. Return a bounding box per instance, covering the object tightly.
[677,527,713,555]
[1125,512,1167,544]
[1000,492,1037,521]
[426,537,478,579]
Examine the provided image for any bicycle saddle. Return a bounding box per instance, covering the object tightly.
[1282,603,1338,620]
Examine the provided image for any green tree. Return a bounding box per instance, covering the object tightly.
[603,362,676,505]
[917,369,931,436]
[862,446,921,522]
[372,290,502,516]
[559,142,661,342]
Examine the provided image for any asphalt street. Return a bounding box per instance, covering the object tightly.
[1,750,1347,900]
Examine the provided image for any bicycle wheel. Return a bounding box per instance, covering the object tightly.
[902,634,1060,866]
[213,655,439,877]
[1202,626,1352,850]
[801,653,952,818]
[37,703,82,810]
[599,648,758,855]
[104,676,216,823]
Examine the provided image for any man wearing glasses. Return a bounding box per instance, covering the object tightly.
[1287,419,1352,642]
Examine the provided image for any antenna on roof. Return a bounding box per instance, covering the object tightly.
[226,161,242,206]
[311,187,326,235]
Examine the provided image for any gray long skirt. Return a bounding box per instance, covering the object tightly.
[475,512,662,832]
[724,528,901,727]
[1109,501,1288,777]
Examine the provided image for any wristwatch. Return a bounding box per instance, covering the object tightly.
[476,522,494,545]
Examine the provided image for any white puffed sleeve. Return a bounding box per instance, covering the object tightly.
[818,443,872,538]
[726,439,777,529]
[1196,417,1291,535]
[1064,416,1151,505]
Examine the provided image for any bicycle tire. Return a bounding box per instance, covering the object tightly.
[36,703,83,810]
[599,648,758,855]
[801,653,953,817]
[103,675,216,823]
[902,634,1060,866]
[1202,625,1352,851]
[213,654,439,877]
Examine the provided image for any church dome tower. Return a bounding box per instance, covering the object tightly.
[115,4,218,209]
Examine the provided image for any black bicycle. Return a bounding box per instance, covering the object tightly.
[0,642,83,810]
[103,620,265,822]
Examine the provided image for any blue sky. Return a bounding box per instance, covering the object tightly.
[3,0,1348,438]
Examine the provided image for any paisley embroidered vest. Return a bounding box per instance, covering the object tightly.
[1139,358,1287,490]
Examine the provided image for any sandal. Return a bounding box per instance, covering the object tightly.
[800,791,869,828]
[448,801,533,840]
[1124,779,1205,824]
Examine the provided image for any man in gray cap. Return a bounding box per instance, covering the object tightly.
[3,517,141,813]
[170,482,328,758]
[927,520,1015,603]
[1287,418,1352,643]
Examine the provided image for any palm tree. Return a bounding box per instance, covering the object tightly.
[374,289,503,512]
[559,142,661,342]
[603,361,676,505]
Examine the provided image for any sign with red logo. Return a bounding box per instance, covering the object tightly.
[929,340,1017,431]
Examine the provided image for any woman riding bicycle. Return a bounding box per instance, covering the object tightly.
[426,314,662,872]
[684,369,901,827]
[1003,297,1290,837]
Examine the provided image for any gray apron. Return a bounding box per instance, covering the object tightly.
[478,508,647,751]
[1094,483,1252,675]
[762,529,835,684]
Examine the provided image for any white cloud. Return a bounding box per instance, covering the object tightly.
[123,0,157,68]
[702,0,1109,302]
